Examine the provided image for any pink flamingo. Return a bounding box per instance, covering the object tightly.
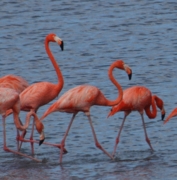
[164,107,177,124]
[6,33,65,153]
[40,60,132,163]
[0,74,29,150]
[108,86,165,157]
[0,74,29,94]
[0,87,44,162]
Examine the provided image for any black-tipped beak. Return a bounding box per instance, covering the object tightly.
[128,73,132,80]
[63,149,68,154]
[39,138,45,146]
[60,41,64,51]
[162,113,165,121]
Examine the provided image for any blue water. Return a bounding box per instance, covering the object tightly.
[0,0,177,179]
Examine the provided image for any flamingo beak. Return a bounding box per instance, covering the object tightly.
[39,138,45,146]
[60,41,64,51]
[162,113,165,121]
[39,131,45,146]
[128,73,132,80]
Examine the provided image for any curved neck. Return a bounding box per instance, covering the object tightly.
[105,62,123,106]
[45,39,64,90]
[13,107,38,131]
[154,95,164,111]
[145,95,157,119]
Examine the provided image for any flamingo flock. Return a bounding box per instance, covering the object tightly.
[0,33,176,164]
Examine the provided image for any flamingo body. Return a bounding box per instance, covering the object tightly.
[0,75,29,94]
[110,86,152,113]
[0,87,44,162]
[43,85,112,115]
[40,60,132,163]
[0,88,20,114]
[20,82,60,111]
[10,33,65,153]
[108,85,165,157]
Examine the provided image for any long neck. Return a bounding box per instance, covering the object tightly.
[105,62,123,106]
[45,39,64,90]
[13,103,39,131]
[145,95,157,119]
[12,103,31,131]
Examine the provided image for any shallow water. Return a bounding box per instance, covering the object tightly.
[0,0,177,179]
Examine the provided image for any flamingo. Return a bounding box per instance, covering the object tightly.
[164,107,177,124]
[40,60,132,163]
[108,86,166,157]
[6,33,65,153]
[0,87,44,162]
[0,74,29,150]
[0,74,29,94]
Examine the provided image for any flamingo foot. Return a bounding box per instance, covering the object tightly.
[18,138,68,154]
[3,145,41,162]
[3,146,11,152]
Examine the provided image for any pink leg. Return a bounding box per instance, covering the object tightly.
[140,113,154,151]
[18,130,27,151]
[2,115,41,162]
[16,129,20,151]
[16,117,27,151]
[112,112,129,157]
[17,116,27,151]
[86,112,113,160]
[18,111,35,154]
[19,138,68,154]
[29,119,35,154]
[59,113,76,163]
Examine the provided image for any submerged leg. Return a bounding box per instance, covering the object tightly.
[86,112,113,160]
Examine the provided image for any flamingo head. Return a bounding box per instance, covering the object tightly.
[124,63,132,80]
[46,33,64,51]
[35,121,45,146]
[115,60,132,80]
[154,95,166,120]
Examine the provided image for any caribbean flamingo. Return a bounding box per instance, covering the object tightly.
[0,87,44,162]
[108,86,165,157]
[164,107,177,124]
[40,60,132,163]
[6,33,65,153]
[0,74,29,94]
[0,74,29,150]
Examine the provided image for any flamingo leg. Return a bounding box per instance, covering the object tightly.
[112,112,130,157]
[18,130,27,151]
[140,113,154,151]
[86,112,113,160]
[2,116,41,162]
[59,113,76,163]
[19,138,68,153]
[18,112,35,154]
[17,117,27,151]
[16,129,20,151]
[29,119,35,154]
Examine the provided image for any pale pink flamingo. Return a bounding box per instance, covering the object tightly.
[108,86,165,157]
[0,74,29,150]
[0,74,29,94]
[0,87,44,162]
[6,33,65,153]
[40,60,132,163]
[164,107,177,124]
